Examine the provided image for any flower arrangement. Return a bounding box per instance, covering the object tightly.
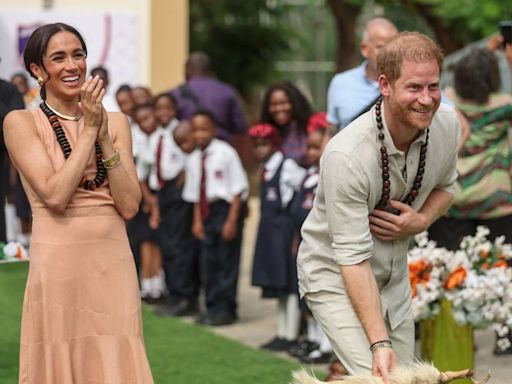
[408,226,512,350]
[0,241,29,262]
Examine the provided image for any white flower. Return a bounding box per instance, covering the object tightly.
[496,337,511,351]
[3,242,18,259]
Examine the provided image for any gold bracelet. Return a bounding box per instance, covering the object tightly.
[102,149,121,169]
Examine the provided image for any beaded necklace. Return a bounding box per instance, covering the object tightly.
[40,102,106,190]
[374,97,429,214]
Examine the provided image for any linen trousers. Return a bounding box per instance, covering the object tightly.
[304,289,414,375]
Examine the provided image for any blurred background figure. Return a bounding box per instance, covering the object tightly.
[0,72,25,244]
[90,66,119,112]
[10,73,40,110]
[170,51,247,143]
[429,47,512,355]
[259,81,312,167]
[326,17,398,134]
[132,85,153,106]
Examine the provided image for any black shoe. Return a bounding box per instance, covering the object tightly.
[301,350,332,364]
[155,298,197,317]
[200,312,236,326]
[289,340,319,358]
[261,337,295,351]
[494,345,512,355]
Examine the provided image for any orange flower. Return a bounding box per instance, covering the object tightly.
[493,260,508,268]
[409,260,431,297]
[444,266,467,290]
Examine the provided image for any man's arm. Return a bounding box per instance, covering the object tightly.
[369,189,453,241]
[322,151,396,379]
[341,261,396,382]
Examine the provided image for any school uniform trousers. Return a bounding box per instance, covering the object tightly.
[201,199,245,316]
[157,178,199,302]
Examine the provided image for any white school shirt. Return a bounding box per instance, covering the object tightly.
[142,119,183,190]
[182,138,249,203]
[130,119,146,160]
[262,151,306,208]
[302,165,319,190]
[135,129,160,183]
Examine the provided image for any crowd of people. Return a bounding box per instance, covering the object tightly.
[1,15,512,384]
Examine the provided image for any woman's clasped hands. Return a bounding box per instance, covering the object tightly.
[79,75,109,141]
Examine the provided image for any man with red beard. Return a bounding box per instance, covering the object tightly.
[297,32,460,384]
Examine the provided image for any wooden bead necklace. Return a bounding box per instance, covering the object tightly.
[374,97,429,214]
[40,102,106,190]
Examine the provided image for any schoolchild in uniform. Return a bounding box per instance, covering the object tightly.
[153,118,202,317]
[131,102,165,301]
[118,85,146,271]
[182,109,249,326]
[248,123,306,351]
[289,128,333,363]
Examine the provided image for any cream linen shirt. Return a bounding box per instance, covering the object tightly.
[297,102,460,330]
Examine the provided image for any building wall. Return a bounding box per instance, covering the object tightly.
[0,0,187,92]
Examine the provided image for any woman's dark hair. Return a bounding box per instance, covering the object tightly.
[23,23,87,100]
[454,48,501,104]
[259,81,312,135]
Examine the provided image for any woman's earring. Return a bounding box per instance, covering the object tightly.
[37,77,44,87]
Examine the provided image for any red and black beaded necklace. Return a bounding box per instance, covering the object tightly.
[40,102,106,190]
[374,97,429,214]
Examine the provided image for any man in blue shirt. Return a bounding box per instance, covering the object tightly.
[327,17,398,134]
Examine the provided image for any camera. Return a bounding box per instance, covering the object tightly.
[499,20,512,46]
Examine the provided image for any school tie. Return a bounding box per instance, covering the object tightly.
[260,166,266,182]
[156,134,165,189]
[199,152,210,220]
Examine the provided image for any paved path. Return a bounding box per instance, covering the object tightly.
[186,198,512,383]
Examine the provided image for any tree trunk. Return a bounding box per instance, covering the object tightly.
[327,0,363,73]
[404,0,463,54]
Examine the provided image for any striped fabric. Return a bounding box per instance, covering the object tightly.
[448,94,512,219]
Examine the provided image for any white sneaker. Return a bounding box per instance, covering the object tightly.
[148,276,161,299]
[140,278,151,299]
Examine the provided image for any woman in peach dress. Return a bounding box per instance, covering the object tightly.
[4,23,154,383]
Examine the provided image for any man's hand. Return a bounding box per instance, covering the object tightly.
[372,347,397,384]
[369,200,428,240]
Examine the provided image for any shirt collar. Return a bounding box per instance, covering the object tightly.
[162,118,179,132]
[202,138,219,156]
[360,61,379,88]
[264,151,283,172]
[373,101,428,156]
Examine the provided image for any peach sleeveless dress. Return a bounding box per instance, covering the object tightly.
[18,108,154,383]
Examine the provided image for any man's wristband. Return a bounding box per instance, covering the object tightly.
[370,339,393,353]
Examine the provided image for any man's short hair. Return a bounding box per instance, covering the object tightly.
[454,48,501,104]
[377,32,443,84]
[191,108,217,126]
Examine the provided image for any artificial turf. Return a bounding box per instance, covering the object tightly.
[0,261,305,384]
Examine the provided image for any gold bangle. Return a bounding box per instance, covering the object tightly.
[102,149,121,169]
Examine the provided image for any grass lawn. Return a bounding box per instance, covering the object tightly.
[0,261,305,384]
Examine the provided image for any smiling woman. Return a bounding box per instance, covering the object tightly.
[259,81,313,167]
[3,23,152,383]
